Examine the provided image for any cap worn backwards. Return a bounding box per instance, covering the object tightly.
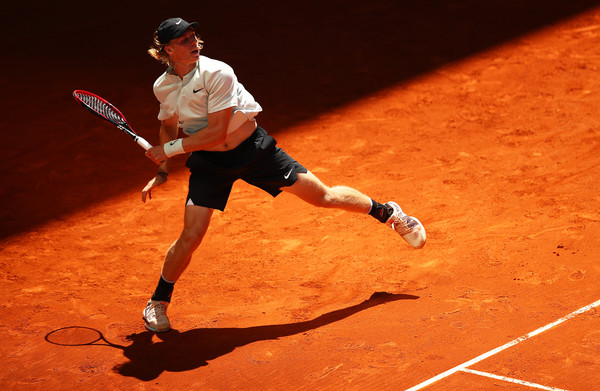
[157,18,199,44]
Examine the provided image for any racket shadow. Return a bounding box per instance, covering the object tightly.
[115,292,419,381]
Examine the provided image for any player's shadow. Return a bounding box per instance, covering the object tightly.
[115,292,418,381]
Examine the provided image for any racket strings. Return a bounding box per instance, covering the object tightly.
[80,94,126,125]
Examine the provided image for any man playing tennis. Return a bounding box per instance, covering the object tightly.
[141,17,426,332]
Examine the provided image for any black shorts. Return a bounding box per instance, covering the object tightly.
[185,126,308,211]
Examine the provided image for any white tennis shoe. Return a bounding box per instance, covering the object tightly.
[143,300,171,332]
[385,201,426,249]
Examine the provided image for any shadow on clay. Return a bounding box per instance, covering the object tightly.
[46,291,418,381]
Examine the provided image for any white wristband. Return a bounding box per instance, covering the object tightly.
[163,138,185,157]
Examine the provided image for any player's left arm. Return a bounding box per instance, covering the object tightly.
[181,107,232,151]
[145,107,232,164]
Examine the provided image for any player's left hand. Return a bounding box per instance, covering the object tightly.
[145,145,167,164]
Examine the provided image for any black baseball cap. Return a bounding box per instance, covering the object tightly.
[156,18,198,44]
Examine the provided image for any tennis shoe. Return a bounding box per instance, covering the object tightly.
[143,300,171,332]
[385,201,426,249]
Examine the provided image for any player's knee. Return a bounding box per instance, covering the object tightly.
[179,225,207,248]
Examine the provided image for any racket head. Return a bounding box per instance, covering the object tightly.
[73,90,135,133]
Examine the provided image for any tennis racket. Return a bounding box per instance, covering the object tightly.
[73,90,153,151]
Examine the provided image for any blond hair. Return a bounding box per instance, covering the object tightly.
[147,31,204,67]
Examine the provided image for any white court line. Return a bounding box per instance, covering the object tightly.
[461,368,568,391]
[405,298,600,391]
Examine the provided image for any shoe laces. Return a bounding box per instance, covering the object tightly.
[392,215,416,235]
[149,301,167,318]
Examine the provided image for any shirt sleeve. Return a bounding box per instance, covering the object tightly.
[205,63,238,113]
[153,73,178,120]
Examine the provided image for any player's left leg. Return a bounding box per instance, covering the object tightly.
[282,171,371,212]
[282,171,426,248]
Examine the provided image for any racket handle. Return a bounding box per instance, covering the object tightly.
[136,137,153,151]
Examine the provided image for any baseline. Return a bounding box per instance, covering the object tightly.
[460,368,568,391]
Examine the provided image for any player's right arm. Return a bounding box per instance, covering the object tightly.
[141,115,179,203]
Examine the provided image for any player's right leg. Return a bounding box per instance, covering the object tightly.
[143,205,213,332]
[162,205,213,281]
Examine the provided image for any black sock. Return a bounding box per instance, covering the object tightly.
[151,275,175,303]
[368,200,393,223]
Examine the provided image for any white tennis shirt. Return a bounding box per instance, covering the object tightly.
[153,55,263,135]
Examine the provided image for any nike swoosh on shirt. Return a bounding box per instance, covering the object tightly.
[193,88,204,93]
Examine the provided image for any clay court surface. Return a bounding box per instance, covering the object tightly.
[2,1,600,389]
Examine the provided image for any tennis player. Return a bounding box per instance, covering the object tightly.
[141,17,426,332]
